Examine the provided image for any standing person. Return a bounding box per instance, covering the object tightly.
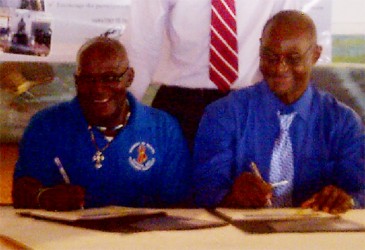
[12,36,191,211]
[122,0,299,150]
[193,10,365,214]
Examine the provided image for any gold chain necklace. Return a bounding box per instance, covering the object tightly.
[88,102,131,169]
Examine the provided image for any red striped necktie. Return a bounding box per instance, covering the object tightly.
[209,0,238,92]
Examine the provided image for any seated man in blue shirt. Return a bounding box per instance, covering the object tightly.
[193,10,365,214]
[12,36,191,211]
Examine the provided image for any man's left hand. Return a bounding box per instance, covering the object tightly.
[301,185,354,214]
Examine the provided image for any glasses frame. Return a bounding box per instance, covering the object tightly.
[74,67,130,89]
[260,45,314,67]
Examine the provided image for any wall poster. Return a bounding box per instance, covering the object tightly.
[0,0,330,142]
[0,0,130,142]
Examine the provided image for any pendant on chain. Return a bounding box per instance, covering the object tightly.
[92,151,105,169]
[88,101,130,170]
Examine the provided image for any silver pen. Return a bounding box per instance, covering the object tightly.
[249,162,263,179]
[249,162,273,206]
[54,157,71,184]
[250,162,288,188]
[54,157,84,209]
[271,180,289,188]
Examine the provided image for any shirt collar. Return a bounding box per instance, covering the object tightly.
[290,84,313,121]
[262,81,313,122]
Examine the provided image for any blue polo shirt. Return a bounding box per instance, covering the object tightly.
[15,93,192,208]
[193,81,365,208]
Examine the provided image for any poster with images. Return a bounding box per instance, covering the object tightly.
[0,0,131,142]
[0,0,331,142]
[1,0,131,62]
[0,0,51,57]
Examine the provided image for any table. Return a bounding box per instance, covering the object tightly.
[1,206,364,250]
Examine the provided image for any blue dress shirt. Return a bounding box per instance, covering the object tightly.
[193,81,365,208]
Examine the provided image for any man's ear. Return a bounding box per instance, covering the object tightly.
[312,44,322,64]
[125,67,134,88]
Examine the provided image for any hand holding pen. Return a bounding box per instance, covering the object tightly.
[37,157,85,211]
[222,163,273,208]
[249,162,289,207]
[249,162,288,188]
[249,162,272,206]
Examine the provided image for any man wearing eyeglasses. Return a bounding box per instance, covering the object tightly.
[12,36,192,211]
[193,10,365,214]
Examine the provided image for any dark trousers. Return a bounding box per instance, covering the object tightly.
[152,85,229,151]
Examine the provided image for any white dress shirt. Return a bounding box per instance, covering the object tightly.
[122,0,300,100]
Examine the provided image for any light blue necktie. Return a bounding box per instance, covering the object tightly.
[269,111,297,207]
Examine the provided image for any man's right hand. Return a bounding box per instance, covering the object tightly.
[221,172,272,208]
[37,184,85,211]
[13,177,85,211]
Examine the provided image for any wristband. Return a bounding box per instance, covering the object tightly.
[36,187,52,208]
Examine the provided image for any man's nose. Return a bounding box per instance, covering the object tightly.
[274,55,289,73]
[91,80,107,92]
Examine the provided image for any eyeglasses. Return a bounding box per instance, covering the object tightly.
[260,45,314,67]
[74,67,129,88]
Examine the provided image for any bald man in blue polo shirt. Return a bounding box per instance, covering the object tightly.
[12,37,191,211]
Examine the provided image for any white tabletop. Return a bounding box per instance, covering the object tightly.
[1,206,365,250]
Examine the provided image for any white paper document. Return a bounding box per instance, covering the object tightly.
[213,208,365,233]
[16,206,166,222]
[215,208,337,221]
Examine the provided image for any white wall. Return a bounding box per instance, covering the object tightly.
[332,0,365,34]
[0,0,21,8]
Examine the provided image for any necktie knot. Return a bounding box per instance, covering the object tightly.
[278,112,296,132]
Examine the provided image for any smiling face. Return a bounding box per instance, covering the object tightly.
[259,11,322,104]
[75,38,134,127]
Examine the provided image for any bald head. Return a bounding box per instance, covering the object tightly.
[263,10,317,44]
[76,36,128,74]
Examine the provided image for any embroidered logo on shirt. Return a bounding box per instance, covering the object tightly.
[128,142,156,171]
